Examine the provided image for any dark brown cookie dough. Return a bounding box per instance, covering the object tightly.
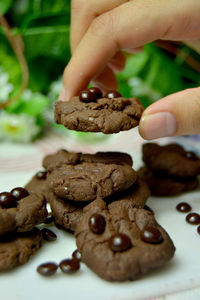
[25,171,48,198]
[43,149,136,202]
[75,198,175,281]
[0,228,42,271]
[47,162,137,202]
[48,178,149,232]
[43,149,133,172]
[138,167,199,196]
[48,190,86,232]
[0,193,47,236]
[143,143,200,177]
[54,96,144,134]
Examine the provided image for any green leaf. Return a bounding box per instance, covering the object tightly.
[0,0,13,14]
[6,92,49,116]
[22,25,70,60]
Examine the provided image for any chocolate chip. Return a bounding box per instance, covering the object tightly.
[197,225,200,235]
[44,215,55,224]
[89,213,106,234]
[37,262,58,276]
[176,202,191,213]
[10,187,29,201]
[79,90,96,102]
[0,192,17,208]
[72,249,81,262]
[104,91,122,99]
[36,171,47,180]
[59,259,80,273]
[109,233,132,252]
[185,151,198,160]
[186,213,200,225]
[41,228,57,241]
[88,87,102,99]
[141,227,163,244]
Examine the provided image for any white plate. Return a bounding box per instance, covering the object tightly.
[1,131,200,300]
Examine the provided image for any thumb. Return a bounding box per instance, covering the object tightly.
[139,87,200,140]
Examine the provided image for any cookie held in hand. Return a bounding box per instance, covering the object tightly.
[55,90,144,134]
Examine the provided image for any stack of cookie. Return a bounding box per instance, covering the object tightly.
[26,148,175,281]
[138,143,200,196]
[0,187,48,270]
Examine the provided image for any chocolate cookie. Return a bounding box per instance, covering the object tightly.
[0,192,47,235]
[48,190,86,232]
[54,96,144,134]
[43,149,133,172]
[48,178,149,232]
[143,143,200,177]
[43,150,136,202]
[25,170,48,197]
[75,199,175,281]
[138,167,198,196]
[47,162,137,202]
[0,228,42,271]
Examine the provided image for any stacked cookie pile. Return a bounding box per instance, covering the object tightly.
[0,187,48,270]
[139,143,200,196]
[26,148,175,281]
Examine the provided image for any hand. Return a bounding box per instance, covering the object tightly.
[60,0,200,139]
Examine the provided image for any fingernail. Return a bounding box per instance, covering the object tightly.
[140,112,177,139]
[58,88,70,101]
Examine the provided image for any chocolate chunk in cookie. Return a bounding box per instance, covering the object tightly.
[0,191,48,235]
[75,198,175,281]
[0,228,42,271]
[138,166,198,196]
[54,95,144,134]
[25,171,48,198]
[143,143,200,177]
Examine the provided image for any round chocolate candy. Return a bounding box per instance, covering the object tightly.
[36,170,47,180]
[89,213,106,234]
[0,192,17,208]
[79,90,96,102]
[41,228,57,241]
[141,227,163,244]
[37,262,58,276]
[104,90,122,99]
[72,249,81,262]
[109,233,132,252]
[11,187,29,201]
[88,87,102,99]
[186,213,200,225]
[176,202,191,213]
[185,151,198,160]
[59,259,80,273]
[197,225,200,235]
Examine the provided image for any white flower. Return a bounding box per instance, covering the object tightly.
[0,67,13,102]
[0,111,40,143]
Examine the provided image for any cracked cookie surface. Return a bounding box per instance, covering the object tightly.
[0,194,47,235]
[55,97,144,134]
[0,228,42,271]
[143,143,200,177]
[75,198,175,281]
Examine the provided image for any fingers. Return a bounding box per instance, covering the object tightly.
[92,66,118,92]
[70,0,127,53]
[108,51,126,72]
[63,0,200,100]
[139,87,200,139]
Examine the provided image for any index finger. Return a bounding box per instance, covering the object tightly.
[63,0,200,100]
